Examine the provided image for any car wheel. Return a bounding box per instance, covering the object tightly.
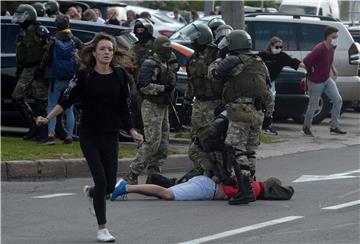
[292,94,331,124]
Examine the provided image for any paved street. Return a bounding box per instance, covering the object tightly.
[2,145,359,244]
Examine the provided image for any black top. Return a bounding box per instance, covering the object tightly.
[258,51,301,81]
[60,68,133,134]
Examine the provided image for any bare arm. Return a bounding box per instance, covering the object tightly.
[36,105,64,125]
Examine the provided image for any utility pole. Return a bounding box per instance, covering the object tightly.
[204,0,214,16]
[221,0,245,29]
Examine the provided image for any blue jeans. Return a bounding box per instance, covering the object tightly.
[304,78,342,129]
[47,79,74,136]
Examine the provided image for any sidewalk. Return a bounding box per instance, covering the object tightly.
[2,112,359,181]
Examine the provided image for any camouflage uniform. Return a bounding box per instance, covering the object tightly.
[129,40,153,131]
[12,20,49,140]
[184,47,221,173]
[126,37,177,184]
[215,53,273,176]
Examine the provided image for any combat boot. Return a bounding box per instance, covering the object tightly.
[124,171,138,185]
[228,176,256,205]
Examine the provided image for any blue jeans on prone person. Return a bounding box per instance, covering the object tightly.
[47,79,74,137]
[304,78,342,129]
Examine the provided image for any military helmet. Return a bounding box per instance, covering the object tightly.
[187,23,213,45]
[208,18,225,33]
[12,4,37,23]
[215,24,233,44]
[134,18,154,36]
[45,0,59,14]
[218,29,252,51]
[32,2,46,17]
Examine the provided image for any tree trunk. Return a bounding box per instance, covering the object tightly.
[221,0,245,29]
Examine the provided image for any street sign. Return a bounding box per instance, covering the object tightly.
[293,169,360,183]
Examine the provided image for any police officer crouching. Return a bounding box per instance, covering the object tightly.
[213,30,274,205]
[124,36,178,184]
[12,4,50,141]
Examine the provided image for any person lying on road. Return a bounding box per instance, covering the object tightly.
[110,175,294,201]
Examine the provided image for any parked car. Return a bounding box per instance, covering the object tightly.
[1,16,136,135]
[170,13,360,123]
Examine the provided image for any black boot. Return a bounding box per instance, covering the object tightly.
[16,102,38,140]
[228,175,256,205]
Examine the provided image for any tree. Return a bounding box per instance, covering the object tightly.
[221,1,245,29]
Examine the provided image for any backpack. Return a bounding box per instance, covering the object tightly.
[51,37,77,80]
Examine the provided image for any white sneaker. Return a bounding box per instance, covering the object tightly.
[97,228,116,242]
[83,185,96,217]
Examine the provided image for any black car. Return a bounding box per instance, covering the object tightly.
[1,16,136,134]
[169,16,312,124]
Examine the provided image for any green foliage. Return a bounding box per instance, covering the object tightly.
[1,137,139,161]
[245,0,276,8]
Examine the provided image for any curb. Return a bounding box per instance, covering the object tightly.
[1,155,193,181]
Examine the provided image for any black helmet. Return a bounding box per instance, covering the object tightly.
[218,29,252,52]
[188,23,213,45]
[55,14,70,30]
[32,2,46,17]
[45,0,59,16]
[214,24,233,44]
[208,18,225,34]
[134,18,154,36]
[12,4,37,23]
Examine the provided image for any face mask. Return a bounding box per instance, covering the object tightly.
[271,47,281,55]
[135,32,151,44]
[191,42,206,53]
[331,38,338,47]
[157,48,172,61]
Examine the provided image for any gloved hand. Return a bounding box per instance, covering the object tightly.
[262,116,273,129]
[164,84,175,92]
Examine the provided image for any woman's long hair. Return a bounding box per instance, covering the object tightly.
[266,36,283,53]
[77,32,136,71]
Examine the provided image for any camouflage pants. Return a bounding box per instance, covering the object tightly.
[189,99,221,171]
[130,99,169,175]
[12,67,48,102]
[225,108,264,175]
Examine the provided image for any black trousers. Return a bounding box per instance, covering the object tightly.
[80,132,119,225]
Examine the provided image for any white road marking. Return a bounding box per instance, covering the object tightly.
[178,216,304,244]
[337,189,360,199]
[322,200,360,210]
[32,193,76,199]
[293,169,360,183]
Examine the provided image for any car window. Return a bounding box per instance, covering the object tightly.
[251,21,297,51]
[1,23,18,54]
[298,24,325,50]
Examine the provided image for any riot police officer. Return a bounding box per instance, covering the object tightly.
[214,24,233,45]
[32,2,46,17]
[125,36,178,184]
[208,17,226,38]
[12,4,49,141]
[214,30,274,205]
[182,23,222,175]
[45,0,60,17]
[129,18,155,132]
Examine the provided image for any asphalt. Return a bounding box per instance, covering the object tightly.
[1,111,359,181]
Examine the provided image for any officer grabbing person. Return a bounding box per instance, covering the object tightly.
[182,23,222,176]
[12,4,50,141]
[124,36,178,184]
[129,18,155,133]
[213,30,274,205]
